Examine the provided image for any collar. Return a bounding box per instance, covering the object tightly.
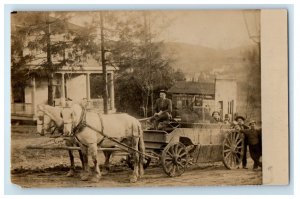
[71,105,87,136]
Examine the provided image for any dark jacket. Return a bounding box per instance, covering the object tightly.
[154,98,172,114]
[239,124,249,130]
[242,128,262,145]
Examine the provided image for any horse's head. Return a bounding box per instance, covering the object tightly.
[61,104,83,136]
[61,107,75,136]
[36,109,55,135]
[36,104,63,136]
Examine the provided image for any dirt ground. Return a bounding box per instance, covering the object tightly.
[10,125,262,188]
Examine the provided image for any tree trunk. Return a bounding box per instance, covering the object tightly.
[46,15,54,106]
[151,89,154,115]
[100,12,109,114]
[145,91,150,117]
[48,73,54,106]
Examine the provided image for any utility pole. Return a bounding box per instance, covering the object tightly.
[46,14,54,106]
[100,12,109,114]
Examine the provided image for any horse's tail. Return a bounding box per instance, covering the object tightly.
[137,120,145,177]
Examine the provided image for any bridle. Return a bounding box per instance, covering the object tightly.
[37,113,60,135]
[64,105,87,136]
[61,107,76,135]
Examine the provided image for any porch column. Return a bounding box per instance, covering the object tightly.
[61,72,66,107]
[86,73,91,100]
[31,76,36,116]
[109,72,115,111]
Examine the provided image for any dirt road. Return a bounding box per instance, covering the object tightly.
[11,163,262,188]
[10,125,262,188]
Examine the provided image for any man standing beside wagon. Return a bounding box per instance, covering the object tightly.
[241,120,262,170]
[233,116,262,170]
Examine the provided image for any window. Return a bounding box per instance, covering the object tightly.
[12,85,25,103]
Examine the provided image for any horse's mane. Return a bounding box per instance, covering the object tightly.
[37,104,63,127]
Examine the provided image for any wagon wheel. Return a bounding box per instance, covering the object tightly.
[162,142,188,177]
[222,131,244,169]
[126,154,151,170]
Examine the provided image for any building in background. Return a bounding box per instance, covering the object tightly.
[11,15,117,121]
[168,78,237,122]
[11,59,117,121]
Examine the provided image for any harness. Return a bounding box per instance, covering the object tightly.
[69,106,106,148]
[37,117,61,136]
[69,106,155,159]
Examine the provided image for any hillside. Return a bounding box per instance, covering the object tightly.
[162,42,261,120]
[163,42,258,78]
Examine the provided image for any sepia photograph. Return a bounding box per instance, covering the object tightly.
[10,10,266,188]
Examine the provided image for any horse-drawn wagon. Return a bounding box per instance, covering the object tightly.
[128,120,244,177]
[28,104,244,181]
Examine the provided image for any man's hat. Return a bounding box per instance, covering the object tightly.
[235,115,246,121]
[248,120,256,125]
[211,111,220,117]
[159,89,167,94]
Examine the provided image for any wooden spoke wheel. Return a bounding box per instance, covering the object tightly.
[222,131,244,169]
[162,142,188,177]
[126,154,151,170]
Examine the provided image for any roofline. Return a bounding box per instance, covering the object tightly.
[58,66,118,72]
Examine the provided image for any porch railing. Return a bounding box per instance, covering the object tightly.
[11,103,34,116]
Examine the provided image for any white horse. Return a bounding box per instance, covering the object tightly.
[36,104,115,177]
[60,103,145,183]
[36,104,87,177]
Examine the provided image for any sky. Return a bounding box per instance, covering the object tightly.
[68,10,260,50]
[155,10,260,49]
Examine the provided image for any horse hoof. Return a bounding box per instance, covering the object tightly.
[66,170,75,177]
[129,176,138,183]
[80,174,90,181]
[91,174,101,182]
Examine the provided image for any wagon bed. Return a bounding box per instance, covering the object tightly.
[141,122,245,177]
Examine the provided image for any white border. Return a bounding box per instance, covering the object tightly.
[1,0,298,198]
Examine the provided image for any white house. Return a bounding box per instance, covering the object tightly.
[11,59,117,121]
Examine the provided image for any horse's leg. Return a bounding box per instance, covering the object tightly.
[64,139,75,177]
[79,145,90,181]
[90,143,101,182]
[102,151,111,176]
[138,135,145,178]
[66,150,75,177]
[78,149,85,170]
[130,137,139,183]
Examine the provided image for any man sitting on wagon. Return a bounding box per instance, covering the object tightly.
[150,90,172,130]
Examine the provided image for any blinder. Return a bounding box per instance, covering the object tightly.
[37,112,59,135]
